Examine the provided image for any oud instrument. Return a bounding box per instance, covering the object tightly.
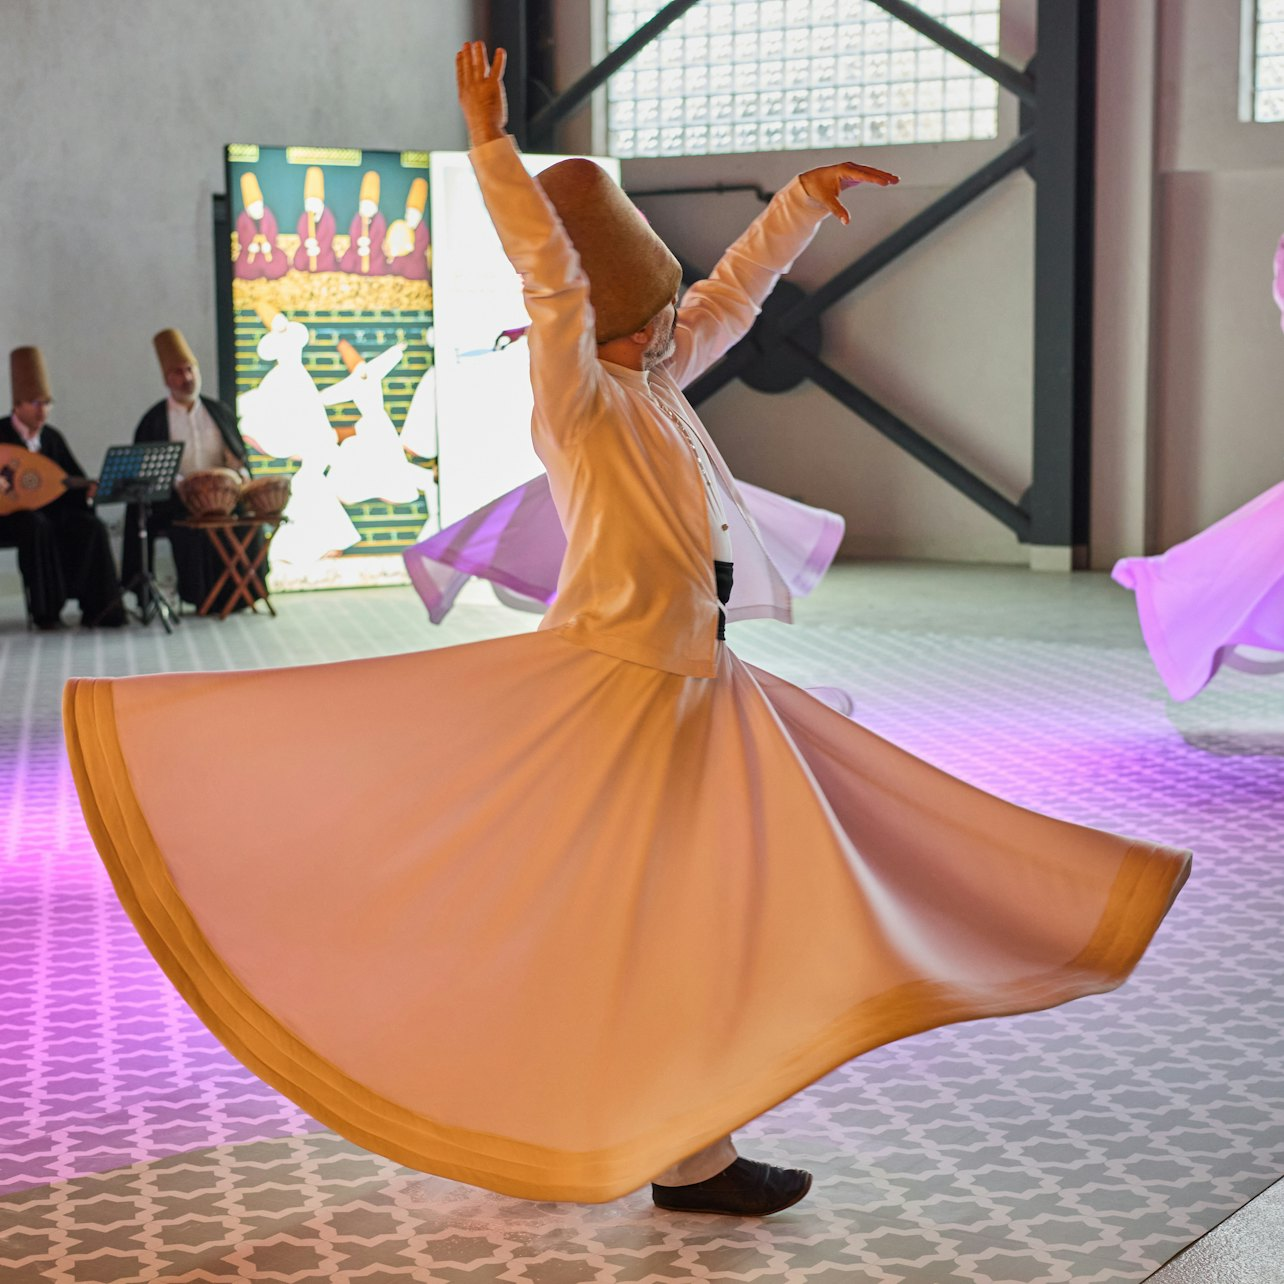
[0,444,94,516]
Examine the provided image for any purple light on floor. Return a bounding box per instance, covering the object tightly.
[0,727,323,1195]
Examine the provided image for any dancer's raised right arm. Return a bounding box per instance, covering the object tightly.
[456,42,603,441]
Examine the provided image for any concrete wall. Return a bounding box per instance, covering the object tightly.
[1151,0,1284,552]
[0,0,472,473]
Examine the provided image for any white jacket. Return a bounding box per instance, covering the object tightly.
[470,137,829,678]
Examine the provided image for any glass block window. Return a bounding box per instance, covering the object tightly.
[604,0,1001,159]
[1251,0,1284,121]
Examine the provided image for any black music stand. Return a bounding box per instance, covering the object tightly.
[95,442,185,632]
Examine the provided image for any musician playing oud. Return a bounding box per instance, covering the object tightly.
[0,347,125,629]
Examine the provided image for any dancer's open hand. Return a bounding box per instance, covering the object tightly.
[456,41,508,147]
[799,162,899,225]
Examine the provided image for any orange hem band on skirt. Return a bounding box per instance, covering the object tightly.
[63,636,1190,1202]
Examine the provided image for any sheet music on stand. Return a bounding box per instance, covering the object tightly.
[95,441,184,507]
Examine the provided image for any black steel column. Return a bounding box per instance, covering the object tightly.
[1029,0,1097,564]
[211,193,235,405]
[488,0,532,147]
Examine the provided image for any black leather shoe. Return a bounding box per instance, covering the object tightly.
[83,609,128,628]
[652,1157,812,1216]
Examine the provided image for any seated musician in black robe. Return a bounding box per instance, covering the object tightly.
[121,328,267,614]
[0,347,126,630]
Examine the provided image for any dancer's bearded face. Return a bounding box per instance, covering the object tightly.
[641,298,678,369]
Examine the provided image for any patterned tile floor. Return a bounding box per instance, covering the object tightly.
[1,567,1282,1283]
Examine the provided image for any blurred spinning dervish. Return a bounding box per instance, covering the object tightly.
[1111,229,1284,701]
[63,42,1190,1218]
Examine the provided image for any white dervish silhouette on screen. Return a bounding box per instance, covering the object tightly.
[323,339,432,505]
[237,306,360,565]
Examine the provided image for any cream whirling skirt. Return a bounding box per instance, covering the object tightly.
[64,631,1189,1202]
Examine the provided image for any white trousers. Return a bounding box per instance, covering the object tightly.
[652,1134,737,1186]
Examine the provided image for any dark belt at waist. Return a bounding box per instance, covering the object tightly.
[715,560,733,641]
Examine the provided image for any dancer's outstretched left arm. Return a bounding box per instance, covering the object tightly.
[666,162,897,390]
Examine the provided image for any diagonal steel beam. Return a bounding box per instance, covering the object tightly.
[776,129,1036,335]
[671,132,1036,535]
[866,0,1036,106]
[684,324,1029,537]
[685,342,756,407]
[786,340,1031,538]
[527,0,703,147]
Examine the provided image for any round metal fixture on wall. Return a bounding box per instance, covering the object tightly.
[737,282,823,394]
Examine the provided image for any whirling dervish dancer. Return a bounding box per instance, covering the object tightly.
[63,43,1189,1219]
[1112,231,1284,700]
[323,339,431,506]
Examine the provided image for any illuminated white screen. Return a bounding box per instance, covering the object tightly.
[429,152,622,527]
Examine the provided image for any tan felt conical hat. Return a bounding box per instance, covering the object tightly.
[406,177,428,216]
[255,301,284,331]
[10,346,51,404]
[359,171,380,205]
[537,159,682,343]
[337,339,364,372]
[154,329,197,373]
[240,172,264,207]
[304,166,325,202]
